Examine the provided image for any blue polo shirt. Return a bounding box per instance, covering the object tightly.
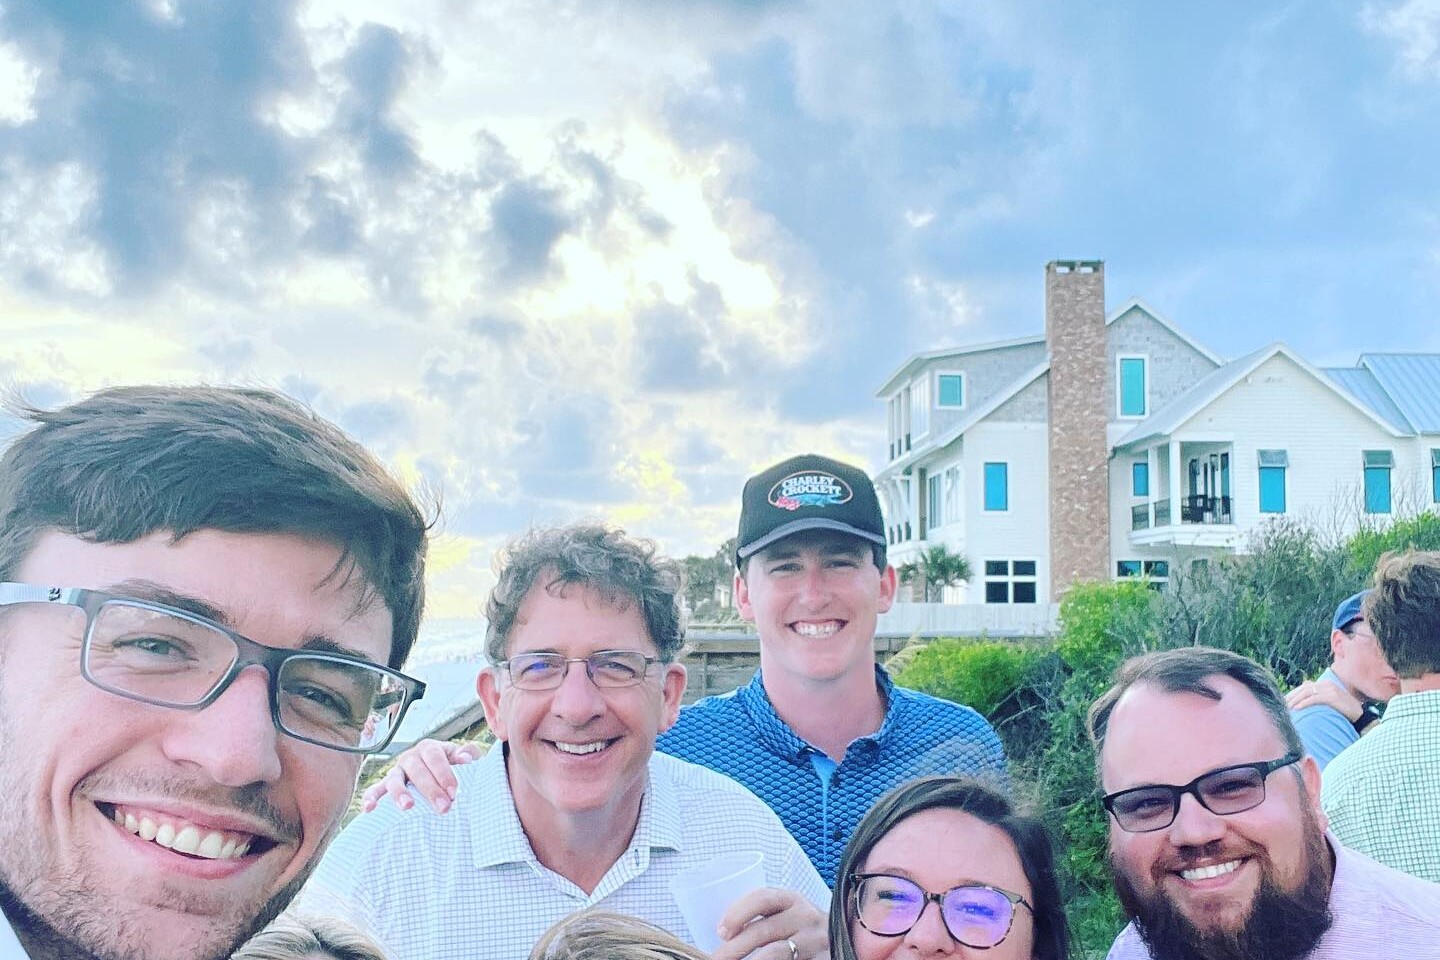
[657,665,1007,887]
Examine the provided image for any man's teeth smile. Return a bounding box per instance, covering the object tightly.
[1180,859,1241,882]
[107,805,255,860]
[793,621,841,637]
[552,739,613,756]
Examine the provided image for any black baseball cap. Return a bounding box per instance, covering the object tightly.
[735,453,886,565]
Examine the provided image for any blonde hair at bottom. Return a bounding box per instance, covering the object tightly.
[530,910,709,960]
[230,912,389,960]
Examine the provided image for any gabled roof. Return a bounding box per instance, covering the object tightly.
[1115,343,1408,450]
[1321,367,1414,434]
[1106,297,1225,366]
[875,335,1044,398]
[876,297,1222,399]
[876,361,1050,479]
[1358,353,1440,434]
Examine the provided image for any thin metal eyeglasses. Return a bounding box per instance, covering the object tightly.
[499,650,661,690]
[0,583,425,754]
[1102,751,1302,833]
[851,874,1033,949]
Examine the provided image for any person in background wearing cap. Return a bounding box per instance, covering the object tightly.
[366,455,1006,888]
[1283,590,1401,772]
[1322,550,1440,883]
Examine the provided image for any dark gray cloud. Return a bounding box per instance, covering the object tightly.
[338,395,415,454]
[634,302,728,391]
[511,396,628,503]
[556,130,671,241]
[299,176,360,255]
[485,178,573,283]
[632,270,733,391]
[196,334,259,374]
[336,23,427,179]
[466,314,527,348]
[421,355,484,407]
[0,0,315,293]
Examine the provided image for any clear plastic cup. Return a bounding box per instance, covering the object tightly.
[670,851,767,951]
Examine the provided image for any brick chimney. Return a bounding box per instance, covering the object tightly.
[1046,260,1109,599]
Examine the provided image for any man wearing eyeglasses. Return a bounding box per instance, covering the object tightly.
[370,454,1005,888]
[301,524,829,960]
[0,386,429,960]
[1089,647,1440,960]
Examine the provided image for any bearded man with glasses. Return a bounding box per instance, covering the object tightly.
[1088,647,1440,960]
[0,386,429,960]
[302,524,829,960]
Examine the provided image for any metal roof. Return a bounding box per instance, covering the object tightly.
[1321,367,1414,434]
[1359,354,1440,434]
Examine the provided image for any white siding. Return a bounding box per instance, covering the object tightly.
[1177,353,1410,534]
[962,421,1050,603]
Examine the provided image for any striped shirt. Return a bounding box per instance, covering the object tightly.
[298,746,829,960]
[1105,837,1440,959]
[1322,689,1440,882]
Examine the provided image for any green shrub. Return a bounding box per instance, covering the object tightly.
[1348,512,1440,578]
[892,637,1040,718]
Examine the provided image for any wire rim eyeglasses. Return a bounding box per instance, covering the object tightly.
[850,874,1033,949]
[1101,751,1303,833]
[499,650,662,690]
[0,583,425,754]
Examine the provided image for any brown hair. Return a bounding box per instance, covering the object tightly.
[831,776,1069,960]
[0,386,430,667]
[1365,550,1440,678]
[1087,647,1303,766]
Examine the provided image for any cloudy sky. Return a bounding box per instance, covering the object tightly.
[2,0,1438,623]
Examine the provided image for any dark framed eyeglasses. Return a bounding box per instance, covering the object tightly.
[851,873,1033,949]
[499,650,661,691]
[1102,751,1303,833]
[0,583,425,754]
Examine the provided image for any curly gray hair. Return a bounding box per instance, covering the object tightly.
[485,523,684,663]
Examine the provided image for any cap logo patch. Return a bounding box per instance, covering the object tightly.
[769,471,853,511]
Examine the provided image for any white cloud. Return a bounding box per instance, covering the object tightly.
[0,38,39,125]
[1363,0,1440,80]
[0,158,112,295]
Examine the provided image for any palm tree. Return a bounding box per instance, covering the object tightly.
[898,544,972,603]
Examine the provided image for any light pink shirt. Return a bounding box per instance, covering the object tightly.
[1105,837,1440,959]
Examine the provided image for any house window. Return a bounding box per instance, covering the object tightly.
[943,465,962,525]
[937,373,964,409]
[984,559,1037,604]
[927,473,943,530]
[1117,559,1170,591]
[1363,450,1393,515]
[911,377,930,439]
[1118,356,1147,418]
[1432,449,1440,504]
[1132,462,1150,498]
[1258,449,1287,514]
[983,462,1008,511]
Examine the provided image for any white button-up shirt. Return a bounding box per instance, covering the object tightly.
[299,746,830,960]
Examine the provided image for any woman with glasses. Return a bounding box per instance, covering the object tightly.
[831,776,1069,960]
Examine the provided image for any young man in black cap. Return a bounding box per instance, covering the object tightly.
[368,454,1005,887]
[656,453,1005,885]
